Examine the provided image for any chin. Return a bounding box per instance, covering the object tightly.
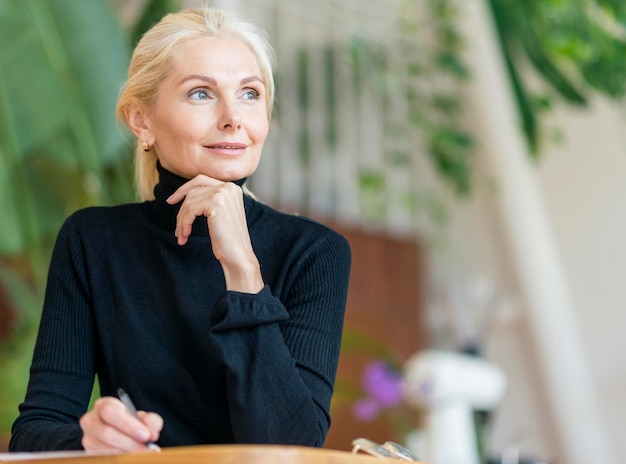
[214,166,258,182]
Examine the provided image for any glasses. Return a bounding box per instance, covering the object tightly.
[351,438,421,461]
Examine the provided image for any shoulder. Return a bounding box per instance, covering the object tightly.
[65,203,142,226]
[57,203,143,241]
[251,201,351,260]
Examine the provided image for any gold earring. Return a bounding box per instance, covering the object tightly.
[142,141,150,152]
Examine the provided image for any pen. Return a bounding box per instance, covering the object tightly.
[117,388,160,450]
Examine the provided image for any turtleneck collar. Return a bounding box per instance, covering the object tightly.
[148,162,254,237]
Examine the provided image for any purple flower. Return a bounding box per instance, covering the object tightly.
[361,360,403,408]
[352,397,381,421]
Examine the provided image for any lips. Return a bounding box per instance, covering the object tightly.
[206,142,247,149]
[204,142,248,156]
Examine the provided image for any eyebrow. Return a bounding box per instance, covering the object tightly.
[178,74,264,86]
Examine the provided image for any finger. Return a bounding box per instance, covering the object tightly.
[80,405,150,452]
[137,411,164,443]
[166,174,221,205]
[174,210,195,245]
[170,186,210,245]
[82,423,149,452]
[166,190,184,205]
[173,186,218,246]
[100,398,154,443]
[82,433,117,452]
[80,412,121,452]
[166,182,195,205]
[171,195,198,245]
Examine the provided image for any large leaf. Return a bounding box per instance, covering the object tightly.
[0,0,137,435]
[0,0,132,255]
[46,0,131,163]
[0,0,130,163]
[489,0,626,153]
[0,0,183,438]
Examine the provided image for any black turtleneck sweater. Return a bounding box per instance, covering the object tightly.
[9,165,351,451]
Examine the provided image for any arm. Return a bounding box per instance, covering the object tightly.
[9,217,95,451]
[9,215,163,452]
[169,176,351,446]
[209,231,351,446]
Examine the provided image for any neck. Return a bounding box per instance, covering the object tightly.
[147,162,252,237]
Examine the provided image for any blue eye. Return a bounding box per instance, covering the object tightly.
[189,88,210,100]
[243,89,260,101]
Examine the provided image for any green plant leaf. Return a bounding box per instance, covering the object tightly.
[0,0,133,255]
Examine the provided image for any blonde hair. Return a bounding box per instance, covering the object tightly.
[116,7,276,201]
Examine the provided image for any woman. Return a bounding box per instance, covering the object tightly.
[9,6,350,453]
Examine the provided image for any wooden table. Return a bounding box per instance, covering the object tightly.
[0,444,426,463]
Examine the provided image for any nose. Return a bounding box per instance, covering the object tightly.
[218,99,242,131]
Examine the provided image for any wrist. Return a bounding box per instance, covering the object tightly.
[221,258,264,293]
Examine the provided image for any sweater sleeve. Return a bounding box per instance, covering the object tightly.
[208,230,351,447]
[9,216,96,451]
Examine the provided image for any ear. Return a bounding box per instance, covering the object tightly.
[126,106,155,145]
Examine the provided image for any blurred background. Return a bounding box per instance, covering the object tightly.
[1,0,625,463]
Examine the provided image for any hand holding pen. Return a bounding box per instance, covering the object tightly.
[117,388,161,451]
[78,388,163,452]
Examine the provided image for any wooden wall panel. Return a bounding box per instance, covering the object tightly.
[323,224,426,452]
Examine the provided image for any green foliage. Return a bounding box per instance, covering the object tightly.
[353,0,474,199]
[0,0,179,436]
[343,0,472,231]
[0,0,132,435]
[0,0,133,261]
[489,0,626,155]
[402,0,474,197]
[0,269,40,429]
[340,328,400,362]
[130,0,181,47]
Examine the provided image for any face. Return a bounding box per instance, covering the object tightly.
[141,36,269,181]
